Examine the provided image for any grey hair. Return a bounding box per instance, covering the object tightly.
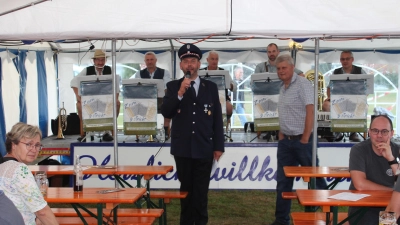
[341,50,353,57]
[275,54,294,66]
[144,51,157,58]
[207,50,219,57]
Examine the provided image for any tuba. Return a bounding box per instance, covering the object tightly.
[56,102,67,139]
[305,69,326,111]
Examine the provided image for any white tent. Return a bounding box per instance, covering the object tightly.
[1,0,400,39]
[0,0,399,146]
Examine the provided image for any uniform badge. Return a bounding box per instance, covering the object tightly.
[208,110,211,116]
[204,104,208,113]
[177,109,181,113]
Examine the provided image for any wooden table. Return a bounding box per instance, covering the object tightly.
[284,166,350,189]
[29,165,173,207]
[45,187,146,225]
[296,189,392,225]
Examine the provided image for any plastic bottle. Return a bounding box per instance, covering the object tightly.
[73,155,83,192]
[160,124,165,142]
[246,123,252,142]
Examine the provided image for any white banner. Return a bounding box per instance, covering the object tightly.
[73,145,351,190]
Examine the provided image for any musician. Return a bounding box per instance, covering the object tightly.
[254,43,304,76]
[70,49,120,142]
[161,43,224,225]
[349,115,399,225]
[271,54,327,225]
[200,51,236,131]
[322,50,366,141]
[132,52,172,138]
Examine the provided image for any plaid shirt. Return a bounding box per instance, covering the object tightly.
[278,73,314,135]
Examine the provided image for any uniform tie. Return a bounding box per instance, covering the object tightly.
[190,81,196,97]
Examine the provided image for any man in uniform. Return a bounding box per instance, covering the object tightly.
[348,115,399,225]
[200,51,236,132]
[270,54,327,225]
[71,49,120,142]
[161,44,224,225]
[132,52,172,138]
[254,43,304,76]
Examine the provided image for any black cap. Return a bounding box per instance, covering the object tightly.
[178,43,202,60]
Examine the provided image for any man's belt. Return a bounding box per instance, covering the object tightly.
[284,134,303,140]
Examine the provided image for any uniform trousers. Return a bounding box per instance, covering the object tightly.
[174,156,213,225]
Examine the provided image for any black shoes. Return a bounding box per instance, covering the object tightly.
[349,132,362,142]
[102,133,114,142]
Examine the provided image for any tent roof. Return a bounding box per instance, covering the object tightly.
[1,0,400,41]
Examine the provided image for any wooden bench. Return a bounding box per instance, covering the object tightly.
[282,192,297,199]
[56,216,155,225]
[52,208,163,217]
[291,212,349,225]
[148,191,188,225]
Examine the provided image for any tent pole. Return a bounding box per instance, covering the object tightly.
[0,0,50,17]
[310,38,320,190]
[111,39,119,188]
[169,39,175,79]
[313,38,320,168]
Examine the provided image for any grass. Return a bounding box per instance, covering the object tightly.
[49,190,348,225]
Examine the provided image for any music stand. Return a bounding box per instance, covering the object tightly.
[251,72,279,83]
[77,75,120,137]
[198,70,231,141]
[329,74,374,94]
[251,73,280,140]
[329,75,372,133]
[121,79,163,140]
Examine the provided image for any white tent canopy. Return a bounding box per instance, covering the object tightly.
[1,0,400,40]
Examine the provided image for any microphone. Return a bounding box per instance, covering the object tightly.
[185,71,191,79]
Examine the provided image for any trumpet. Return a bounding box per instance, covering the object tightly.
[56,102,67,139]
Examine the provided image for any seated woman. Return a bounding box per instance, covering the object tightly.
[0,122,58,225]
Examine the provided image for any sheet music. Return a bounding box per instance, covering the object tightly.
[328,192,370,201]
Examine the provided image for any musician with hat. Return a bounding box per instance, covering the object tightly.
[161,44,224,225]
[70,49,120,142]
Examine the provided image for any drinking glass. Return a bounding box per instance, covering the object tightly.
[379,211,397,225]
[35,171,49,195]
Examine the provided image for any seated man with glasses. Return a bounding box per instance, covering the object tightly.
[348,114,400,225]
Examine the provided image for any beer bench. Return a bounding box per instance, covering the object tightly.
[291,212,349,225]
[56,216,155,225]
[52,208,163,217]
[282,192,298,200]
[148,191,188,225]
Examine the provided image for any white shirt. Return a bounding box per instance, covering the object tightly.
[131,68,171,89]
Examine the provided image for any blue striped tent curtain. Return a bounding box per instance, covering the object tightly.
[11,50,28,123]
[0,58,6,156]
[37,51,48,137]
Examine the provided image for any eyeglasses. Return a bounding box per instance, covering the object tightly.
[369,128,390,136]
[19,141,43,151]
[340,57,353,61]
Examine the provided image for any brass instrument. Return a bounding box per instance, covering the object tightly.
[305,69,326,111]
[56,102,67,139]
